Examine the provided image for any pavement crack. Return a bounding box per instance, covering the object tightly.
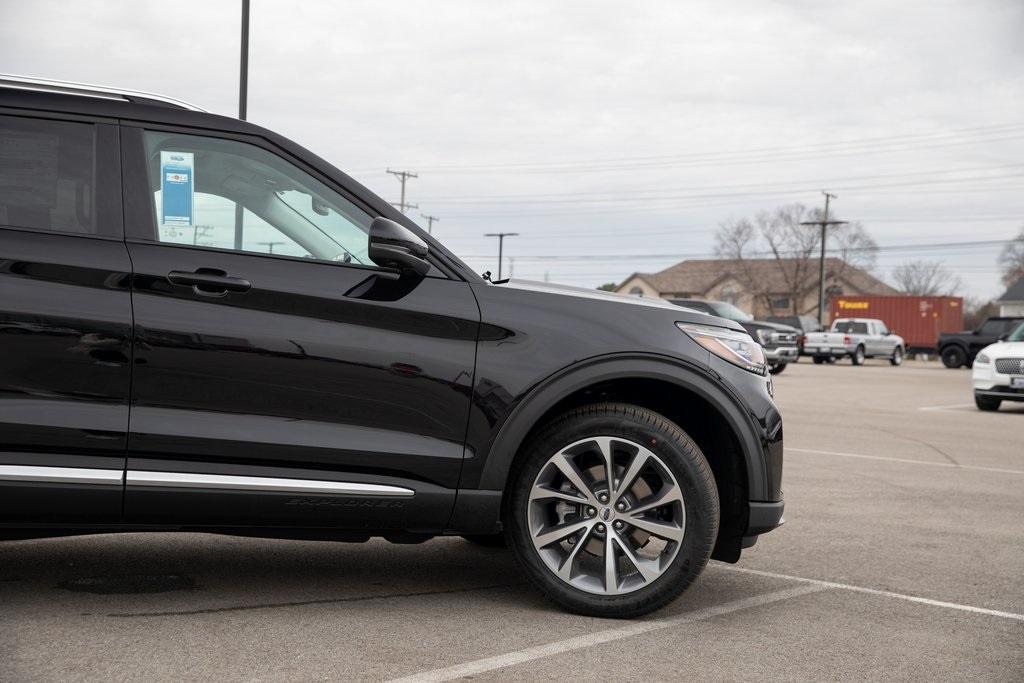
[880,429,960,466]
[103,581,525,618]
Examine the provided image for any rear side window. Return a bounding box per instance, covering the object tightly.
[0,115,96,235]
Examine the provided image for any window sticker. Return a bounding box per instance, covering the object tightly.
[160,151,194,227]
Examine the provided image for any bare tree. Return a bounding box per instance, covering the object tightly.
[999,226,1024,286]
[714,203,878,315]
[891,260,963,296]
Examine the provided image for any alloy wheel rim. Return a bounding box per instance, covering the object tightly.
[527,436,685,595]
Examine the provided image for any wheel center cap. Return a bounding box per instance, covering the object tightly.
[599,507,613,522]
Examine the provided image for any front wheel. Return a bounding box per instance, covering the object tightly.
[890,346,903,366]
[941,346,965,369]
[813,356,826,365]
[505,403,719,618]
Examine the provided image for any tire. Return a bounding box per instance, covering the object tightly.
[462,534,507,548]
[851,345,866,366]
[812,356,826,365]
[505,403,719,618]
[941,346,965,369]
[975,395,1001,411]
[890,346,903,366]
[769,362,786,375]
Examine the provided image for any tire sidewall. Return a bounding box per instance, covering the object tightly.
[505,405,719,617]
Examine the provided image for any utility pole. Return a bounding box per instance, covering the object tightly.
[386,169,418,213]
[234,0,250,250]
[420,213,439,234]
[484,232,519,280]
[257,240,286,254]
[800,191,848,325]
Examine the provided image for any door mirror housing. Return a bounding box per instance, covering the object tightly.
[368,218,430,277]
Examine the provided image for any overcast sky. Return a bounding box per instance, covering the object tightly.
[3,0,1022,299]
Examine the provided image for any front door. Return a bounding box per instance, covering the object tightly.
[120,125,478,532]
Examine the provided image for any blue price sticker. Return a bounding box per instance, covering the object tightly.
[160,151,194,227]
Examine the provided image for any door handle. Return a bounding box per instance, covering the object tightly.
[167,269,251,296]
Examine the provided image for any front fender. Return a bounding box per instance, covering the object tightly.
[469,353,773,501]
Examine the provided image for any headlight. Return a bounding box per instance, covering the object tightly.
[756,328,771,344]
[677,323,767,375]
[976,352,991,364]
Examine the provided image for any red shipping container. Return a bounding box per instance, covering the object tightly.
[829,295,964,352]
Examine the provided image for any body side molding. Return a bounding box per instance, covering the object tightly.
[126,471,415,497]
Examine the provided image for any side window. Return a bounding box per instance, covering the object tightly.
[0,115,96,235]
[141,131,373,265]
[978,320,1002,335]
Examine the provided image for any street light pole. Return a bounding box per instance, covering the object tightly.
[234,0,250,250]
[484,232,519,280]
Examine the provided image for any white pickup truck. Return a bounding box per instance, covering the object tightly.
[804,317,905,366]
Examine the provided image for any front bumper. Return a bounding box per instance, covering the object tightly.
[764,346,798,363]
[746,500,785,536]
[972,362,1024,398]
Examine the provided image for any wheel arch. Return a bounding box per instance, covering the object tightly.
[468,354,773,557]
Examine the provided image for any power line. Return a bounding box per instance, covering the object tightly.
[420,163,1024,203]
[355,124,1024,175]
[453,238,1015,262]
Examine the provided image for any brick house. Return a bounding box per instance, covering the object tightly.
[616,257,898,319]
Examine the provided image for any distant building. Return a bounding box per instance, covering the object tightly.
[616,257,897,319]
[997,278,1024,317]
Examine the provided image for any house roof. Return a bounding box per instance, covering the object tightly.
[620,257,898,296]
[998,277,1024,302]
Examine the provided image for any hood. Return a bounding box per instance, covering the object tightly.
[743,320,800,333]
[495,279,745,330]
[499,279,682,310]
[981,341,1024,358]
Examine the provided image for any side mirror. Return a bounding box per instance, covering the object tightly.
[368,217,430,277]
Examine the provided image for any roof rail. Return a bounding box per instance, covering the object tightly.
[0,74,208,112]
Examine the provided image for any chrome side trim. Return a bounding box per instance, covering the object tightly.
[0,465,123,485]
[126,471,415,497]
[0,74,208,112]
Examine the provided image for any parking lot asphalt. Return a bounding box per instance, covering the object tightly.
[2,360,1022,681]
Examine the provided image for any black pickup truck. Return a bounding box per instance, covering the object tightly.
[937,316,1024,368]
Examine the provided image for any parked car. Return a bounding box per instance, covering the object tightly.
[803,318,905,366]
[0,76,785,618]
[971,322,1024,411]
[938,316,1024,369]
[669,299,799,374]
[766,314,823,356]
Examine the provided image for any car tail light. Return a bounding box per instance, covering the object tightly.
[844,335,851,345]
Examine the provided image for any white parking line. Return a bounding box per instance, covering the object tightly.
[788,446,1024,476]
[719,565,1024,622]
[387,584,825,683]
[918,403,974,412]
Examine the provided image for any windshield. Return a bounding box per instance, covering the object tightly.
[1008,322,1024,342]
[709,302,753,322]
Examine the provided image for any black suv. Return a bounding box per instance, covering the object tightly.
[671,299,799,374]
[0,78,783,617]
[938,317,1024,369]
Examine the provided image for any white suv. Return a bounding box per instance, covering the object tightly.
[972,322,1024,411]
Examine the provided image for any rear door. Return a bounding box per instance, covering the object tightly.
[119,125,478,531]
[0,111,129,522]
